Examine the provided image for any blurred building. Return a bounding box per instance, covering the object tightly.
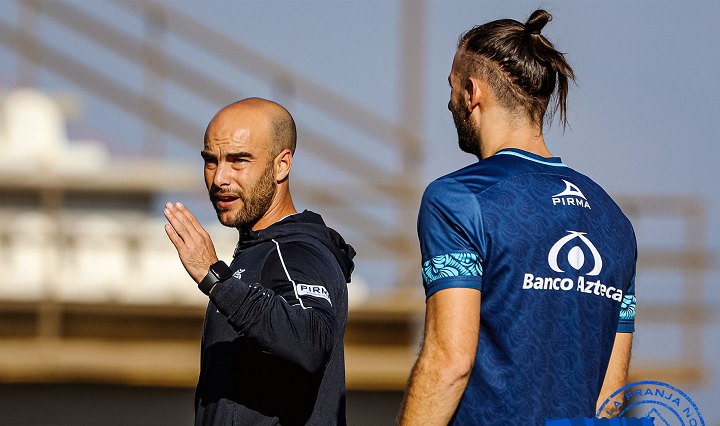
[0,1,716,425]
[0,83,421,425]
[0,2,428,424]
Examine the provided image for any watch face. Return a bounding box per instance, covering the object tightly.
[211,261,232,280]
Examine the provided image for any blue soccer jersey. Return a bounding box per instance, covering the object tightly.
[418,148,637,425]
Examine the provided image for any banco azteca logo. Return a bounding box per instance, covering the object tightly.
[524,231,619,301]
[552,179,591,209]
[548,231,603,276]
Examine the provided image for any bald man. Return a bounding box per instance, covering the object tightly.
[164,98,355,425]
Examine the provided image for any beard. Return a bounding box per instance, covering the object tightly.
[449,96,482,157]
[210,161,277,229]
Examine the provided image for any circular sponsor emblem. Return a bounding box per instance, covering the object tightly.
[596,381,704,425]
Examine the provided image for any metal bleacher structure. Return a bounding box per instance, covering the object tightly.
[0,0,714,395]
[0,0,427,390]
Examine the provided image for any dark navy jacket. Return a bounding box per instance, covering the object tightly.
[195,210,355,426]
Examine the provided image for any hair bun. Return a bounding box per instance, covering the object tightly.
[525,9,552,35]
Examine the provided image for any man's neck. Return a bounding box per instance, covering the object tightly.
[478,123,552,160]
[250,193,297,232]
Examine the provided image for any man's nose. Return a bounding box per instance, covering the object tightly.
[213,162,232,187]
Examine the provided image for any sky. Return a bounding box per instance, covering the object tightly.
[0,0,719,422]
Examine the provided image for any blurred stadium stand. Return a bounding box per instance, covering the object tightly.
[616,196,715,386]
[0,1,715,425]
[0,1,427,423]
[0,84,423,382]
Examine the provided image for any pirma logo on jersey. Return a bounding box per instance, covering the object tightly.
[552,179,590,209]
[297,283,331,304]
[522,231,622,301]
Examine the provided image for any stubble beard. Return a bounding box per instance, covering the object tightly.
[212,162,277,229]
[449,97,482,158]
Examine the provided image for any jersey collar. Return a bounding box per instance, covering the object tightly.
[494,148,567,167]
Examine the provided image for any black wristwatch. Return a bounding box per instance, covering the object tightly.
[198,260,233,295]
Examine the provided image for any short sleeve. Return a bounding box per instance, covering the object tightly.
[417,178,484,298]
[617,271,636,333]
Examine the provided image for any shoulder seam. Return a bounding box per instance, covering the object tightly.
[271,238,310,310]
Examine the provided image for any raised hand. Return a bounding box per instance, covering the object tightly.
[164,202,219,283]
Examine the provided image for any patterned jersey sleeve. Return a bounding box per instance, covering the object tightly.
[618,247,637,333]
[417,178,484,299]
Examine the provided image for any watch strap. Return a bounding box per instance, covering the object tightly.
[198,260,232,295]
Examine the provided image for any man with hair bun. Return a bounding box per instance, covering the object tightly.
[399,10,636,425]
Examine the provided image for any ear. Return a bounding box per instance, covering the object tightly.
[274,148,293,182]
[465,76,484,113]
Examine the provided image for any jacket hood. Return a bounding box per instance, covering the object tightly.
[234,210,355,282]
